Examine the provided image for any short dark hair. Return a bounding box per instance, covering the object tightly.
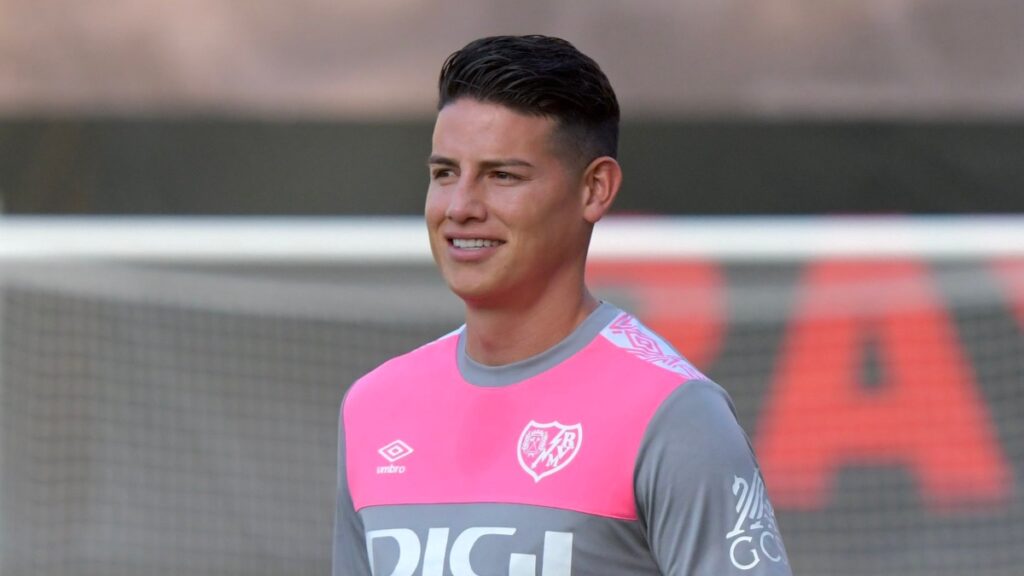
[438,35,620,165]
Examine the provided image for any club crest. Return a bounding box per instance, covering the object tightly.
[517,420,583,482]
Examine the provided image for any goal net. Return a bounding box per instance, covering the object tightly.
[1,216,1022,576]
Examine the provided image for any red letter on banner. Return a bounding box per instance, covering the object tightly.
[586,261,724,369]
[757,260,1011,511]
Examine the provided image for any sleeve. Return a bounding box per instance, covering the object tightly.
[635,379,792,576]
[333,393,373,576]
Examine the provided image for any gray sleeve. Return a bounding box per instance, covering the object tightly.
[333,395,372,576]
[635,380,792,576]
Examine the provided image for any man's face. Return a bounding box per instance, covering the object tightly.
[426,98,591,307]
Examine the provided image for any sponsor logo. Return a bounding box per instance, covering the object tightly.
[726,470,788,570]
[377,440,413,475]
[366,526,573,576]
[517,421,583,482]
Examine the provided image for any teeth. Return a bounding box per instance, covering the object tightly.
[453,238,501,249]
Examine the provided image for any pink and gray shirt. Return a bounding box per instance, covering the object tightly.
[334,302,791,576]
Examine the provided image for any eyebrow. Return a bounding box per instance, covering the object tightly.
[427,155,535,170]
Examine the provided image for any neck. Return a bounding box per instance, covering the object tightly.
[462,288,599,366]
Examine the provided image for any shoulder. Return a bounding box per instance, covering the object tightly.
[597,311,707,383]
[636,377,755,483]
[343,327,462,412]
[648,378,742,441]
[582,308,711,424]
[583,308,721,441]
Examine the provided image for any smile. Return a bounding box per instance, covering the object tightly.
[451,238,503,249]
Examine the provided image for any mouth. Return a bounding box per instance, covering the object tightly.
[449,238,505,250]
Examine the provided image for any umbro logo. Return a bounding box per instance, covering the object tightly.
[377,440,413,475]
[379,440,414,462]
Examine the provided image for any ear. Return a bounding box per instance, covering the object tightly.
[580,156,622,224]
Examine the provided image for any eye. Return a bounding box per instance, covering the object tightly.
[431,168,455,180]
[492,171,520,182]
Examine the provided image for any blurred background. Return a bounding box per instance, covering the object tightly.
[2,0,1023,215]
[1,1,1023,575]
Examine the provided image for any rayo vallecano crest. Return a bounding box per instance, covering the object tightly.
[517,420,583,482]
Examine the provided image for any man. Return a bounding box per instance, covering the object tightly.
[334,35,791,576]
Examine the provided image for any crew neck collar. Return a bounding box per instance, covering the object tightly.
[456,301,620,387]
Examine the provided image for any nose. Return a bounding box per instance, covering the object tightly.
[445,176,486,222]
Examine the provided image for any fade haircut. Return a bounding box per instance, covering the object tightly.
[438,35,620,168]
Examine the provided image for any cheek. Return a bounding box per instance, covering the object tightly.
[516,210,569,259]
[424,188,446,224]
[526,190,580,236]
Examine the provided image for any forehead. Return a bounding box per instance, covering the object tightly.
[431,99,561,160]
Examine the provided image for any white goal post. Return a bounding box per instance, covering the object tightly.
[2,215,1024,262]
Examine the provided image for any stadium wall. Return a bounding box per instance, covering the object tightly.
[1,119,1023,215]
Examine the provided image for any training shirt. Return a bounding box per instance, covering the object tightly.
[334,302,791,576]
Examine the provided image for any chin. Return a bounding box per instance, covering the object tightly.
[447,281,495,303]
[445,276,514,307]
